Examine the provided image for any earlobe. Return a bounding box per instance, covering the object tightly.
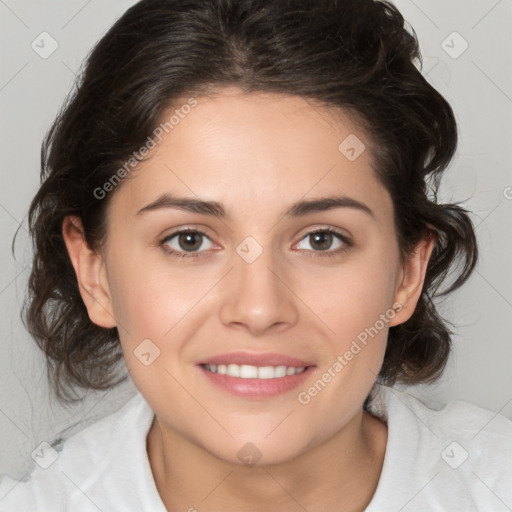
[62,215,117,329]
[388,230,437,327]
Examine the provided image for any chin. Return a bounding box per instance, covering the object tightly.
[202,435,309,468]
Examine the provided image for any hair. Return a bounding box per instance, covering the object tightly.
[16,0,478,404]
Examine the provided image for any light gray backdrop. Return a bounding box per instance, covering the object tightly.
[0,0,511,480]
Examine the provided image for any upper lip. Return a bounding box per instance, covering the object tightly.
[199,352,314,368]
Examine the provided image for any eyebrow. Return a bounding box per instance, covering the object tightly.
[136,193,375,219]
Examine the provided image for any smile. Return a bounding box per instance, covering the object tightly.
[202,363,307,379]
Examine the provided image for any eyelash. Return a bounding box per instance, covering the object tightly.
[159,228,353,260]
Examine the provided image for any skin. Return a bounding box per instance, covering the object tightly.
[63,86,435,511]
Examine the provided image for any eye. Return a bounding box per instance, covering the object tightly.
[160,229,215,259]
[159,227,352,260]
[294,228,352,258]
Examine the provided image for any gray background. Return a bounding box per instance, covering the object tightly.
[0,0,511,479]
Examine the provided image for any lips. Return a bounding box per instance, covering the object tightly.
[197,351,316,398]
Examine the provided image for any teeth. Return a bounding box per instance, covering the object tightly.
[257,366,275,379]
[240,365,258,378]
[204,363,306,379]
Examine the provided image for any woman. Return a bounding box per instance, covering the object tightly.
[1,0,510,510]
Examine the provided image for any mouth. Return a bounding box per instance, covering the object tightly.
[201,363,307,379]
[197,352,315,398]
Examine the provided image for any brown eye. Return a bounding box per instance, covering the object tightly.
[160,229,214,258]
[294,229,353,259]
[309,231,334,251]
[176,232,204,252]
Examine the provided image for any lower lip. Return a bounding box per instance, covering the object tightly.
[198,365,315,398]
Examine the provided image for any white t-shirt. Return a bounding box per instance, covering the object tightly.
[1,384,511,511]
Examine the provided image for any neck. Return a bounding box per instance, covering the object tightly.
[147,410,387,512]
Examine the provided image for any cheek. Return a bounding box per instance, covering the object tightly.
[106,253,224,389]
[300,248,399,345]
[107,250,207,339]
[292,256,396,433]
[108,271,167,338]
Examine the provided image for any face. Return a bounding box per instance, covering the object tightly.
[67,86,430,466]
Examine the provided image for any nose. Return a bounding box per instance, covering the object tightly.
[219,245,299,337]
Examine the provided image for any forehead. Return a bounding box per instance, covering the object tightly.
[106,87,392,224]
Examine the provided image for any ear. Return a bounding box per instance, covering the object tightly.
[388,229,437,327]
[62,215,117,328]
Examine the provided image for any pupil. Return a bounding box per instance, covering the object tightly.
[179,233,202,252]
[311,232,332,251]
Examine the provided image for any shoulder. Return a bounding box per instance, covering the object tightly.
[366,385,512,511]
[0,391,165,512]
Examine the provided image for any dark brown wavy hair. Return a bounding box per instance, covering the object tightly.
[16,0,478,404]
